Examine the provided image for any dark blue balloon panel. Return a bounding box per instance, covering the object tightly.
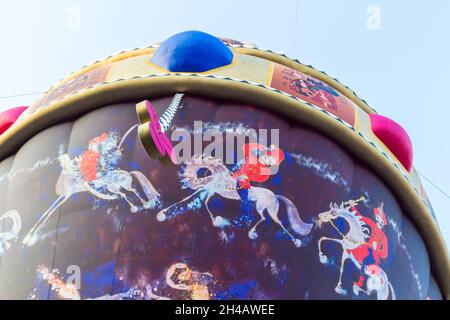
[0,96,442,300]
[152,31,234,72]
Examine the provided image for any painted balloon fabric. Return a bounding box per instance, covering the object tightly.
[0,95,439,300]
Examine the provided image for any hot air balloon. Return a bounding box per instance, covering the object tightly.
[0,31,447,300]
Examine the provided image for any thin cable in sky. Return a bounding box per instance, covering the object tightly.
[418,171,450,199]
[294,0,300,45]
[0,91,43,100]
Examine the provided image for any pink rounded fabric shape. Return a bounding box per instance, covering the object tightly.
[0,106,28,135]
[369,114,413,172]
[145,100,175,163]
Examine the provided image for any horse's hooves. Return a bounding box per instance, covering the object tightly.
[248,230,258,240]
[22,234,36,247]
[335,286,347,296]
[22,238,30,246]
[293,239,302,248]
[319,254,328,264]
[144,202,152,209]
[353,284,360,296]
[157,212,167,222]
[213,216,225,227]
[131,206,138,213]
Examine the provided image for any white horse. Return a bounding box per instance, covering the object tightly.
[23,143,160,247]
[157,156,313,247]
[316,202,370,295]
[316,202,396,300]
[0,210,22,256]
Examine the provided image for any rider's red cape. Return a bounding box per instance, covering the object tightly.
[231,143,285,189]
[347,207,388,265]
[80,132,109,182]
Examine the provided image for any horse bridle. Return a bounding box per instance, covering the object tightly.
[326,197,367,246]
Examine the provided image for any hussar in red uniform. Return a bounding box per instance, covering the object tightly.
[231,143,285,190]
[347,201,388,293]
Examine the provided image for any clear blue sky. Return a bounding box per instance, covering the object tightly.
[0,0,449,249]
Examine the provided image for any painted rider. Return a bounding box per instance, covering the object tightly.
[232,143,285,190]
[347,201,388,293]
[230,143,285,224]
[79,132,121,182]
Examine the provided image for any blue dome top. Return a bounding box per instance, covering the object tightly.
[151,31,234,73]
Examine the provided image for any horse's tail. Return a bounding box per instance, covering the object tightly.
[118,124,139,151]
[388,281,396,300]
[130,171,160,203]
[276,195,313,236]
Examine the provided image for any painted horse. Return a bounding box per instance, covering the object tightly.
[23,131,160,247]
[316,201,395,299]
[157,156,313,247]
